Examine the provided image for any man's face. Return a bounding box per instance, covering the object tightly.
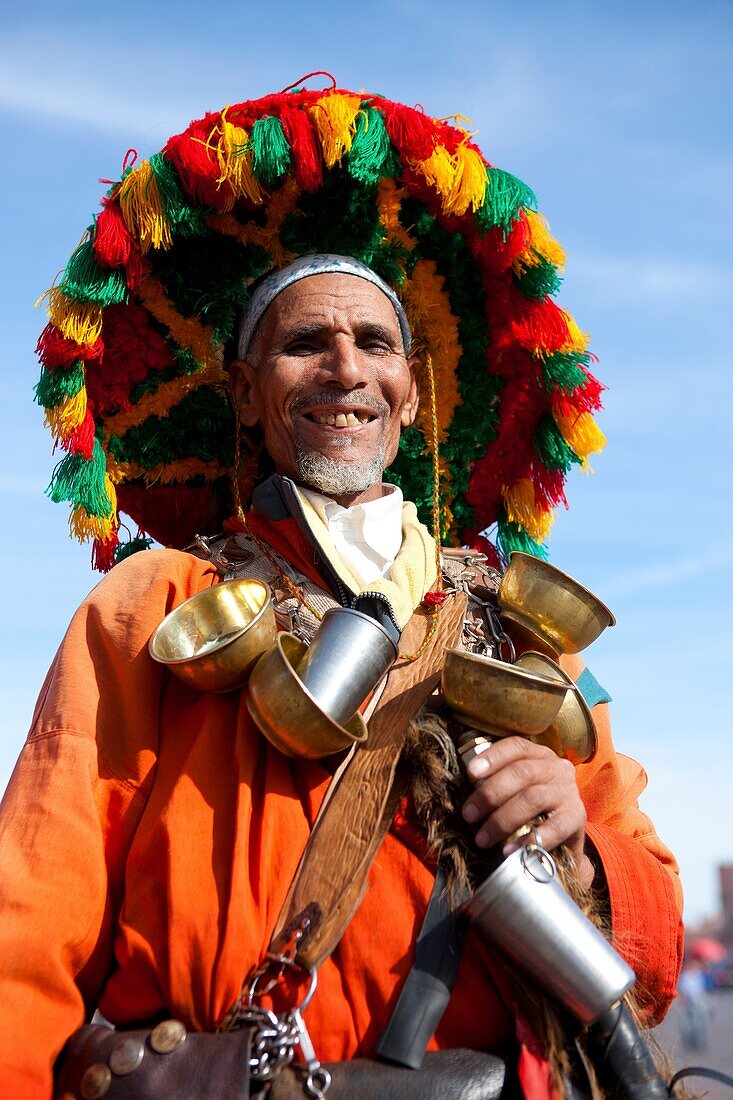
[230,273,419,506]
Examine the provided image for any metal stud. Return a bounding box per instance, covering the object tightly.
[79,1062,111,1099]
[109,1036,145,1075]
[150,1019,187,1054]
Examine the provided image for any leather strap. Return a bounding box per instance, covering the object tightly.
[270,591,468,970]
[268,1048,522,1099]
[375,861,469,1069]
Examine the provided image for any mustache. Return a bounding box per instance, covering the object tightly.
[290,391,389,418]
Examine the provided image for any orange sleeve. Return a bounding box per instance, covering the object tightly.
[0,550,217,1100]
[561,654,684,1026]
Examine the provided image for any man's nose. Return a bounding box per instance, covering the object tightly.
[321,336,369,388]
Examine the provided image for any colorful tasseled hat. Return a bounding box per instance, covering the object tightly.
[36,75,605,571]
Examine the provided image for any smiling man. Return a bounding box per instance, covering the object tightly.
[0,89,684,1100]
[232,258,419,507]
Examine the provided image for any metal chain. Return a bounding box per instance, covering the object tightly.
[231,1004,298,1082]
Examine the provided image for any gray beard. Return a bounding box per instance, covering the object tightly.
[296,443,386,497]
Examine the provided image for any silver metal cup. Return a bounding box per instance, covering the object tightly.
[464,846,635,1025]
[295,607,398,726]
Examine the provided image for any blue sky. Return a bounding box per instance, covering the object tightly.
[1,0,731,925]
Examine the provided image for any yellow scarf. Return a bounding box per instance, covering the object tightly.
[296,491,437,629]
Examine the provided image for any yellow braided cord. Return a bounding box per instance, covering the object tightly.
[105,455,229,486]
[376,179,416,253]
[207,178,300,270]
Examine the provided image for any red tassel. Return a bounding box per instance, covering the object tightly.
[63,408,96,459]
[533,465,568,511]
[510,294,571,356]
[94,200,133,267]
[467,213,531,273]
[37,324,103,369]
[423,590,448,608]
[572,369,604,412]
[279,104,323,192]
[379,99,437,161]
[91,532,119,573]
[166,121,233,210]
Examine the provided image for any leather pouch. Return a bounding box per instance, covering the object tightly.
[54,1023,255,1100]
[55,1026,522,1100]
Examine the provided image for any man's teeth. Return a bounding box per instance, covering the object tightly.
[309,412,370,426]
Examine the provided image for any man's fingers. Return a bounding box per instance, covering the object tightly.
[460,736,586,861]
[473,799,582,853]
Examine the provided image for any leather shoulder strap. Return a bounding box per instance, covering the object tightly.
[270,590,468,970]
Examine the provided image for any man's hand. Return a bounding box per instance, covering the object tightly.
[462,737,595,887]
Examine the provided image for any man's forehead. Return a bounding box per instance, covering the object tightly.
[269,273,401,327]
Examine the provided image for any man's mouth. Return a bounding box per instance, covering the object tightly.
[303,410,376,428]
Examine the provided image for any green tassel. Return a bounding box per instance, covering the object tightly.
[46,438,110,516]
[348,107,394,184]
[542,352,590,393]
[476,169,537,233]
[534,413,581,473]
[149,152,208,237]
[35,361,85,409]
[114,534,154,563]
[515,259,562,300]
[496,512,548,562]
[250,116,292,186]
[60,238,128,305]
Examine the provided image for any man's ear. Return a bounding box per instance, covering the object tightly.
[400,355,421,428]
[228,359,260,427]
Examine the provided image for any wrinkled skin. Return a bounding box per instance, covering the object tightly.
[230,273,593,885]
[230,273,419,507]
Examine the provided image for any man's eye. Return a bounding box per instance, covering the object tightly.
[287,341,319,354]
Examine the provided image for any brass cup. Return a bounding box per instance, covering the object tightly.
[514,651,597,764]
[498,552,615,657]
[148,578,277,692]
[442,647,570,739]
[247,633,368,759]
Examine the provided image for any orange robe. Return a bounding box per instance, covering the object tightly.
[0,516,683,1099]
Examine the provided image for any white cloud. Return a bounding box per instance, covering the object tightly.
[604,539,733,600]
[569,254,733,305]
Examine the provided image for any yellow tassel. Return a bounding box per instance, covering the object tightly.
[503,479,554,542]
[44,287,103,346]
[45,388,87,437]
[307,93,361,168]
[554,411,606,464]
[445,143,487,216]
[417,144,457,204]
[210,113,264,207]
[560,311,589,353]
[118,160,172,253]
[524,211,567,270]
[69,476,118,543]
